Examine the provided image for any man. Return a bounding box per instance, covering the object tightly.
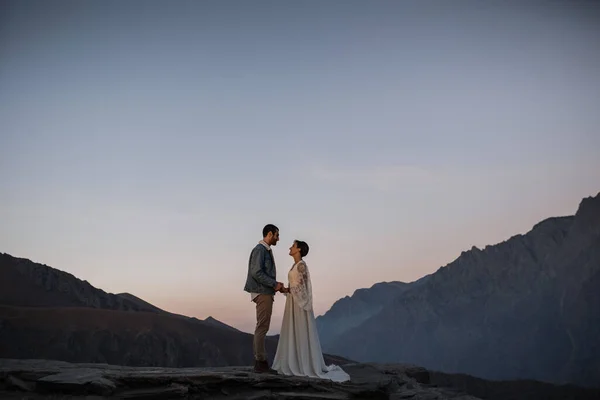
[243,224,284,374]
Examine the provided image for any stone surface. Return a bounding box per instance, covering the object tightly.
[0,358,480,399]
[6,375,35,392]
[118,382,189,399]
[37,368,116,395]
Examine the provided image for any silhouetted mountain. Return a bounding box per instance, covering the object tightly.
[320,192,600,388]
[316,281,413,348]
[116,292,165,313]
[203,316,241,332]
[0,253,162,313]
[316,276,434,348]
[0,252,349,368]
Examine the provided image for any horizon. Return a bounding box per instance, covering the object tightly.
[2,189,598,333]
[1,0,599,334]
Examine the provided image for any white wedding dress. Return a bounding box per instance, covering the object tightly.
[272,260,350,382]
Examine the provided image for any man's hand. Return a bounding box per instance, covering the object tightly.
[274,282,284,292]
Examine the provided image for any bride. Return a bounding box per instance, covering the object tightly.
[272,240,350,382]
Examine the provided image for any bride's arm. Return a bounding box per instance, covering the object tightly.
[289,262,312,311]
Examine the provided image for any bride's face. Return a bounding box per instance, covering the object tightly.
[289,242,300,257]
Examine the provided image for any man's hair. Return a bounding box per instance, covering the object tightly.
[263,224,279,238]
[295,240,309,257]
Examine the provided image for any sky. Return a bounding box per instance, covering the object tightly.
[1,0,599,333]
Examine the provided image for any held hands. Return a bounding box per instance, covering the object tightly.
[274,282,290,294]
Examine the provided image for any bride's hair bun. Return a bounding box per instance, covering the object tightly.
[295,240,309,257]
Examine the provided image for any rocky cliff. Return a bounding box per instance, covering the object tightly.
[2,358,600,400]
[320,192,600,387]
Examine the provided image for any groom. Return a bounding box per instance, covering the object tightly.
[244,224,284,374]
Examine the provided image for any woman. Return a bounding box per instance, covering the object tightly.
[272,240,350,382]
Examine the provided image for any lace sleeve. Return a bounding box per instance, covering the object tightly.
[290,261,313,311]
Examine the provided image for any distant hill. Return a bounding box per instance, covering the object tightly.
[0,253,350,368]
[316,279,430,348]
[116,292,165,313]
[0,253,162,313]
[318,192,600,387]
[0,304,259,367]
[203,316,242,332]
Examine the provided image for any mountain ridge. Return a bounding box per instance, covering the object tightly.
[0,252,350,368]
[318,192,600,387]
[0,252,164,314]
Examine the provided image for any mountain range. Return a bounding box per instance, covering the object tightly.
[1,191,598,389]
[316,192,600,387]
[0,252,348,368]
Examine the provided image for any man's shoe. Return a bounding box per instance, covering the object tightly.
[253,360,266,373]
[253,360,278,375]
[262,360,278,375]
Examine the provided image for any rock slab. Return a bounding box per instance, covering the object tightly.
[0,358,479,399]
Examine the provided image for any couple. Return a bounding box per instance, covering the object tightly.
[243,224,350,382]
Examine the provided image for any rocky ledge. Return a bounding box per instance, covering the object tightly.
[0,358,479,399]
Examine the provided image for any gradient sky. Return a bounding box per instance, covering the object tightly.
[1,0,599,333]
